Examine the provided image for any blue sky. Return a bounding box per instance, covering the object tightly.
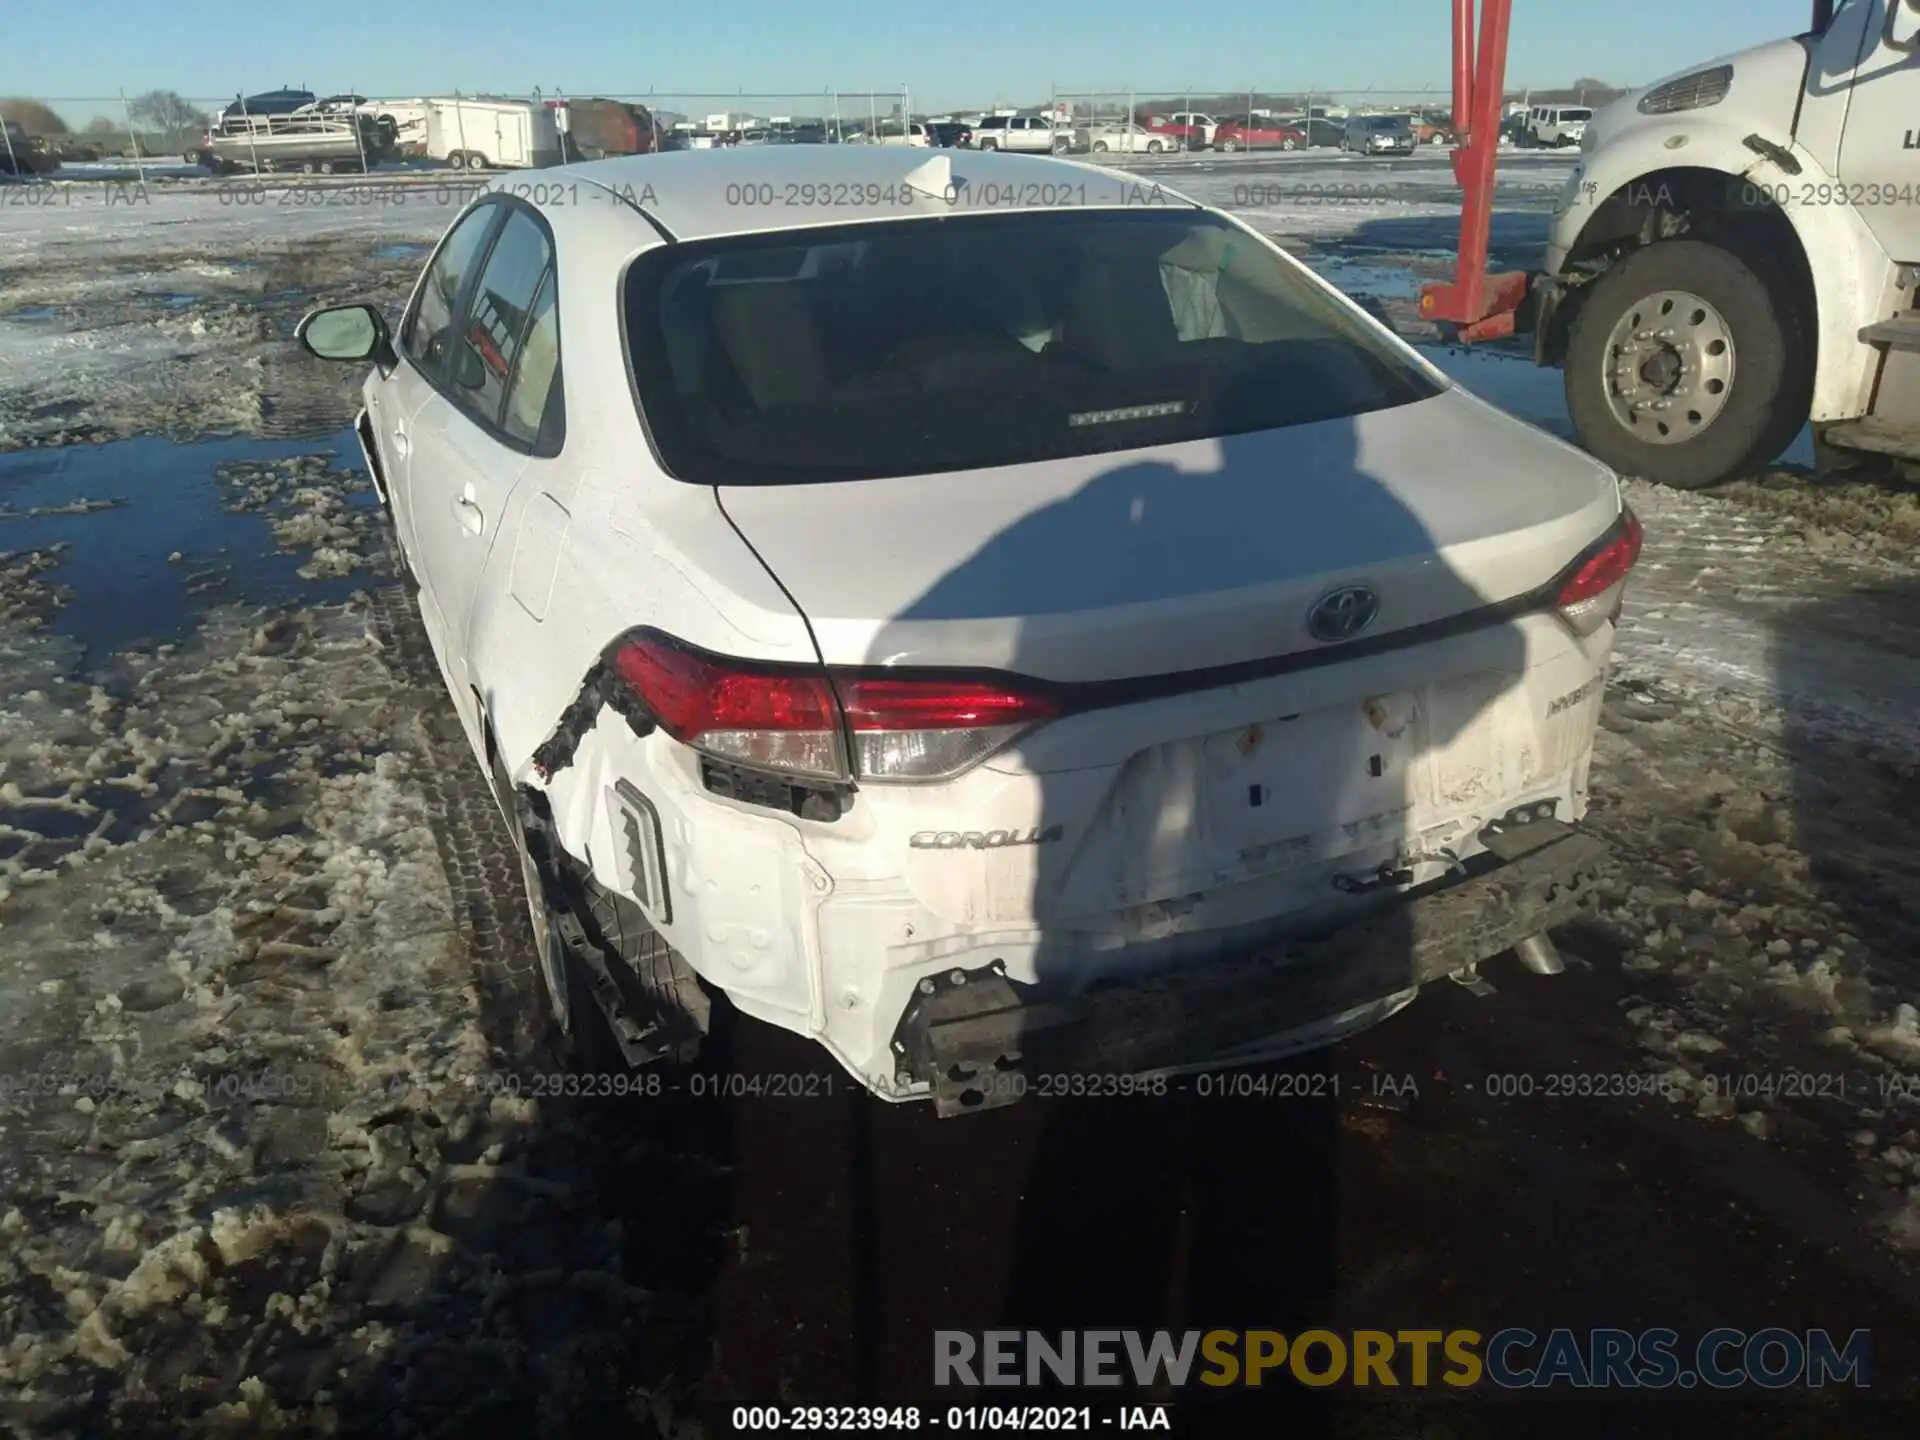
[9,0,1818,120]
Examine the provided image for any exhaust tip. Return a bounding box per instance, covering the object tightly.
[1514,933,1566,976]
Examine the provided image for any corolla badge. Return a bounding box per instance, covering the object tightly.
[1306,584,1381,644]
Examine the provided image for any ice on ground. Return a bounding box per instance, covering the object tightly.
[2,432,654,1430]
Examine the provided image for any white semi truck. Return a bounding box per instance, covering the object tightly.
[1434,0,1920,488]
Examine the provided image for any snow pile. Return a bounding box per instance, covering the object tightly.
[218,455,380,580]
[1579,478,1920,1250]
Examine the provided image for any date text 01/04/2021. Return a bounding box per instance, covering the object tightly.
[729,1404,1175,1430]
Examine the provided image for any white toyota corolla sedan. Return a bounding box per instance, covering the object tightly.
[299,145,1637,1114]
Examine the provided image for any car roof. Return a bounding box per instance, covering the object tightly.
[530,146,1201,242]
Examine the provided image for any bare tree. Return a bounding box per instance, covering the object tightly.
[127,90,208,134]
[84,116,118,135]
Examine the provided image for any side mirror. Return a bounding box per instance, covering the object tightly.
[295,303,395,369]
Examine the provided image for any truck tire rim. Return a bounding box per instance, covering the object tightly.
[1602,288,1737,444]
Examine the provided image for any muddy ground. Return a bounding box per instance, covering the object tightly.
[2,160,1920,1437]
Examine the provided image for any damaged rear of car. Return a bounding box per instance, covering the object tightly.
[508,177,1634,1113]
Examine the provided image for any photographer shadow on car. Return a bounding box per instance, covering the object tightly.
[859,392,1566,1425]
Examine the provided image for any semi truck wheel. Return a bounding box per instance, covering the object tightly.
[1564,238,1810,489]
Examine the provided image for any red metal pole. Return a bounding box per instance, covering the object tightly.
[1457,0,1513,321]
[1452,0,1475,137]
[1421,0,1526,337]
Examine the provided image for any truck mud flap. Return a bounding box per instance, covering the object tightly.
[892,817,1608,1117]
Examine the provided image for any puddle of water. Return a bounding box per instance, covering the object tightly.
[0,429,373,662]
[1309,257,1424,301]
[372,241,430,262]
[8,306,60,322]
[1421,343,1575,438]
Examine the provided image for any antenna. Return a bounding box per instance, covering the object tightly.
[902,151,953,201]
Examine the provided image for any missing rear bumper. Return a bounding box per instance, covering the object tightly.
[891,817,1607,1117]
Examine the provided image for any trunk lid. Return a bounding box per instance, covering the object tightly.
[718,387,1619,685]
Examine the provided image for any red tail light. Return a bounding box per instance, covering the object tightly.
[610,631,1060,783]
[1554,508,1643,635]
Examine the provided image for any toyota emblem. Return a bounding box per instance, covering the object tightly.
[1306,584,1381,643]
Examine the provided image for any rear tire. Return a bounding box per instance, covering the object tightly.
[1564,237,1811,489]
[1217,138,1238,153]
[487,746,708,1071]
[488,750,612,1066]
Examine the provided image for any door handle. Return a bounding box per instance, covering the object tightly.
[390,426,410,458]
[452,494,485,535]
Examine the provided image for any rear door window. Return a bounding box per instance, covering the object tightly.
[449,206,556,439]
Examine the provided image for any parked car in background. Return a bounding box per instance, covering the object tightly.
[1140,112,1217,149]
[1073,120,1175,154]
[927,121,974,148]
[1342,113,1416,155]
[1411,114,1455,145]
[1298,116,1347,147]
[972,114,1066,152]
[294,144,1632,1114]
[860,120,932,147]
[1522,105,1591,148]
[1210,116,1307,152]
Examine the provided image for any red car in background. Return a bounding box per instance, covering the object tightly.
[1209,116,1308,152]
[1139,113,1217,150]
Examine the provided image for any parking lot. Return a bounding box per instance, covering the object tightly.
[3,144,1919,1435]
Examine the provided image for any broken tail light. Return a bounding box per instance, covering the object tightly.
[1554,507,1643,637]
[611,631,1060,784]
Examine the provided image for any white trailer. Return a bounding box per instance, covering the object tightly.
[424,98,561,170]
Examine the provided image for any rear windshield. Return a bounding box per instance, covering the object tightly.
[621,210,1440,485]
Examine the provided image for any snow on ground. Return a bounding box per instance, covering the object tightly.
[5,149,1920,1429]
[0,448,657,1434]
